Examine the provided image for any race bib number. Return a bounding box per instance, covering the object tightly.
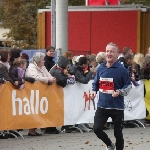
[99,77,114,94]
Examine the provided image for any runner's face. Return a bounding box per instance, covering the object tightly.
[106,45,119,64]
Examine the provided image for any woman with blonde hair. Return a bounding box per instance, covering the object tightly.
[133,53,144,69]
[133,53,150,96]
[133,53,150,121]
[132,53,150,80]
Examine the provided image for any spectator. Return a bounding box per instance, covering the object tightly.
[96,52,106,68]
[9,58,27,89]
[86,54,97,68]
[50,56,71,87]
[143,47,150,67]
[92,42,132,150]
[86,54,97,79]
[0,50,33,137]
[133,52,150,122]
[50,56,74,133]
[69,56,95,132]
[70,56,95,84]
[122,54,134,69]
[118,47,132,64]
[64,51,73,65]
[64,51,75,76]
[0,64,6,139]
[123,54,139,86]
[44,46,60,134]
[133,53,150,95]
[44,46,55,72]
[75,55,84,64]
[21,53,29,67]
[133,53,150,80]
[72,56,78,64]
[9,48,21,71]
[25,52,56,136]
[25,52,56,84]
[0,49,13,83]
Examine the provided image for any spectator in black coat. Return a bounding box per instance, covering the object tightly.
[118,47,132,64]
[0,49,13,83]
[68,56,95,132]
[133,53,150,119]
[9,48,21,71]
[50,56,74,133]
[133,53,150,80]
[44,46,60,134]
[50,56,70,87]
[133,53,150,97]
[44,46,55,72]
[70,56,95,84]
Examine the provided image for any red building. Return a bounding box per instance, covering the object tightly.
[37,5,150,55]
[87,0,119,5]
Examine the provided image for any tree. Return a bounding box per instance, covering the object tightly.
[0,0,86,49]
[0,0,50,49]
[68,0,85,6]
[122,0,150,5]
[0,0,149,49]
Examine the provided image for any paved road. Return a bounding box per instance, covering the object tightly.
[0,126,150,150]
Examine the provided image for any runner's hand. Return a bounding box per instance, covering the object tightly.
[112,90,120,97]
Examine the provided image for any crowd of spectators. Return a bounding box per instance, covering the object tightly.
[0,45,150,139]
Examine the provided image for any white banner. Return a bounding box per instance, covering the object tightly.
[64,80,146,125]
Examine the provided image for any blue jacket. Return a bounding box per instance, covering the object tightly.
[92,61,132,110]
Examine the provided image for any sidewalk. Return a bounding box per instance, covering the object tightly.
[0,126,150,150]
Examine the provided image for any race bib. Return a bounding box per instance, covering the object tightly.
[99,77,114,94]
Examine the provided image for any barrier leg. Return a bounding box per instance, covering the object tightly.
[76,124,92,132]
[133,120,145,128]
[69,126,83,133]
[10,130,24,139]
[124,121,139,128]
[130,121,140,128]
[4,130,18,139]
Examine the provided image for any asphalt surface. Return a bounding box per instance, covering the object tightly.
[0,126,150,150]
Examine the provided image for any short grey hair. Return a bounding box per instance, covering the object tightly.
[30,52,45,64]
[96,52,106,64]
[86,54,96,62]
[106,42,120,53]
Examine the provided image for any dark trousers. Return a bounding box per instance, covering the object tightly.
[94,107,124,150]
